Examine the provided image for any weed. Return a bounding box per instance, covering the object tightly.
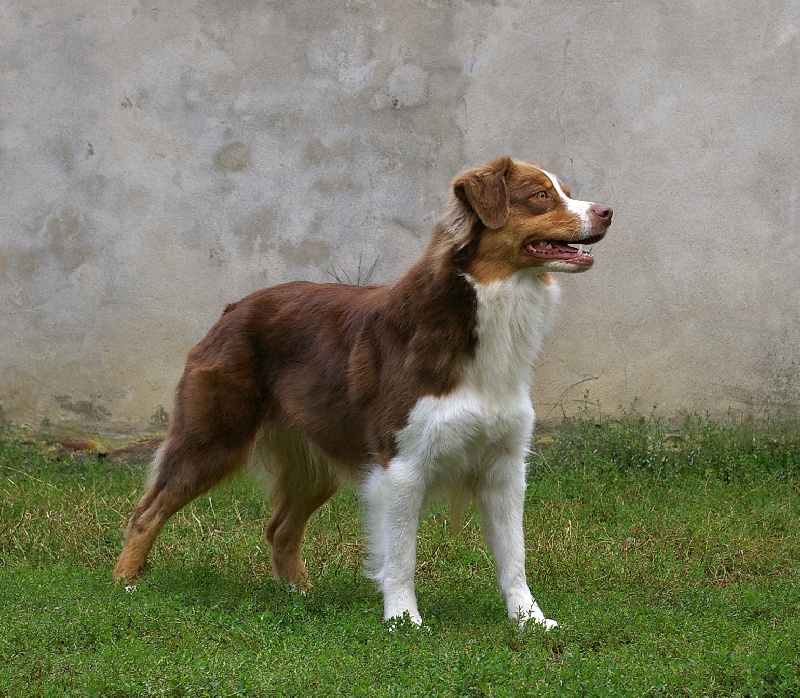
[326,254,379,286]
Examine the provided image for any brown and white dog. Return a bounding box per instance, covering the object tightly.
[114,156,612,628]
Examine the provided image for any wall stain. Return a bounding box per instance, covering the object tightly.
[55,395,111,421]
[764,328,800,410]
[279,239,333,267]
[312,178,362,195]
[215,141,251,172]
[303,138,355,165]
[11,210,93,280]
[233,207,278,256]
[52,138,76,173]
[44,211,92,275]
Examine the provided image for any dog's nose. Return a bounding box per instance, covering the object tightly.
[591,204,613,225]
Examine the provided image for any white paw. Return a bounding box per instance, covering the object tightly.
[517,613,558,631]
[287,582,308,596]
[531,616,559,631]
[511,602,559,631]
[385,611,423,630]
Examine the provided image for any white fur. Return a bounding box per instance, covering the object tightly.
[543,169,595,235]
[364,272,560,629]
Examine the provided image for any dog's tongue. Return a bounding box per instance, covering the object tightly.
[539,242,575,253]
[526,241,579,256]
[523,240,594,266]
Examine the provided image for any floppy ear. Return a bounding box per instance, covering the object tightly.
[452,156,512,229]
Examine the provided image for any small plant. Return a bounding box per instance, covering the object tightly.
[326,254,379,286]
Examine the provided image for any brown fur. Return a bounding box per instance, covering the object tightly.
[114,156,610,588]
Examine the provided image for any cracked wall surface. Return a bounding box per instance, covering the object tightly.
[1,0,799,433]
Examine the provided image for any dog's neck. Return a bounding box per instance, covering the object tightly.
[466,273,560,396]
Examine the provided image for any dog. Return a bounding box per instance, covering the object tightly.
[114,156,612,629]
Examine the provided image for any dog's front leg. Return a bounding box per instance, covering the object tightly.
[476,459,558,630]
[363,461,425,626]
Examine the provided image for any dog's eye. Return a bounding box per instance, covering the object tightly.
[533,190,548,200]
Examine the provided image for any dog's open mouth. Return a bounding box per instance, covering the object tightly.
[522,233,605,266]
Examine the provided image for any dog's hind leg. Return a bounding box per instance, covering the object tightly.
[266,475,339,590]
[114,438,251,581]
[115,356,268,581]
[259,432,341,590]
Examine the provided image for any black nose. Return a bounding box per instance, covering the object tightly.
[591,204,613,225]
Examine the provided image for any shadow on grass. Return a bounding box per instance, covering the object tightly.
[139,563,379,624]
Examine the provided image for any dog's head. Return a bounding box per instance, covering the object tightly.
[445,156,612,282]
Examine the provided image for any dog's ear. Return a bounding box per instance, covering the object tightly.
[452,156,512,229]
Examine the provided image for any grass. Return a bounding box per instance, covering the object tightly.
[1,411,799,696]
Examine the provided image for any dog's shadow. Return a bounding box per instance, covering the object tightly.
[135,563,502,629]
[143,564,376,622]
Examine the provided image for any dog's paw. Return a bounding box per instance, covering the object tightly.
[287,581,309,596]
[386,618,430,634]
[385,611,424,631]
[529,616,559,631]
[511,602,559,631]
[517,613,558,631]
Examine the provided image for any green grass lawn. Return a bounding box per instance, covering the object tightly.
[1,412,799,697]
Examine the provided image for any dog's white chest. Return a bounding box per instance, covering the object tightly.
[395,275,559,474]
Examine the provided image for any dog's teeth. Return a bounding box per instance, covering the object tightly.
[577,244,584,253]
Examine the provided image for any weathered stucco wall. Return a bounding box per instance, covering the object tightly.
[1,1,798,433]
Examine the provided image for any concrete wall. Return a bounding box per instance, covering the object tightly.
[1,0,798,434]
